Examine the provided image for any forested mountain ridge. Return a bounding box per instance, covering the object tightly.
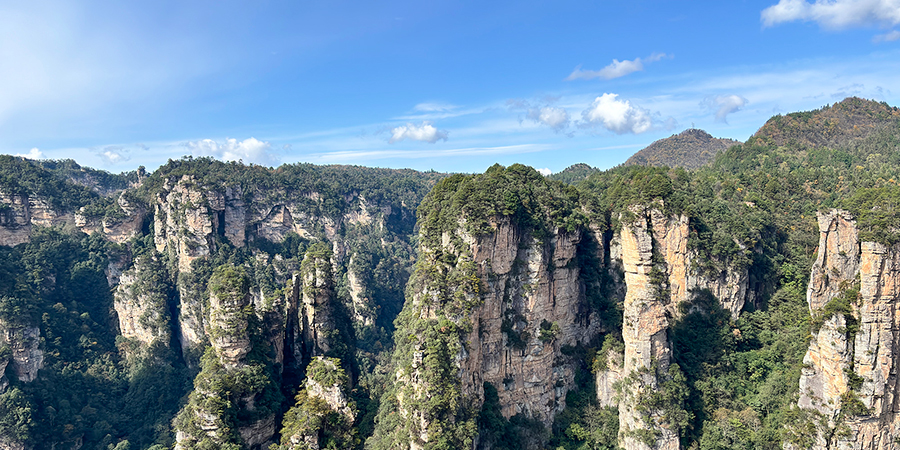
[624,129,741,170]
[2,97,900,450]
[753,96,900,148]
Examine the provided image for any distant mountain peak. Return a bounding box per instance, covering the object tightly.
[624,128,740,170]
[753,96,900,148]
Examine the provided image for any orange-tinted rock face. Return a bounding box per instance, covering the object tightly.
[614,206,749,450]
[793,210,900,450]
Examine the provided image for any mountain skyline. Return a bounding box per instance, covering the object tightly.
[2,0,900,174]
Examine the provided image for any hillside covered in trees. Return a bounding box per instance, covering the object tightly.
[1,97,900,450]
[624,129,740,169]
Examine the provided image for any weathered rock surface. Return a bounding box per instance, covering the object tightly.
[114,253,172,349]
[0,190,73,246]
[391,214,601,450]
[306,357,356,422]
[208,286,252,370]
[458,218,599,425]
[793,210,900,450]
[299,250,340,360]
[74,194,146,244]
[618,208,680,450]
[596,347,625,408]
[0,323,43,383]
[614,206,749,450]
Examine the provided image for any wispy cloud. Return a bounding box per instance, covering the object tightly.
[566,53,670,81]
[307,144,551,163]
[414,102,458,112]
[702,95,749,122]
[389,122,448,143]
[761,0,900,29]
[874,29,900,42]
[184,137,280,166]
[508,99,571,132]
[528,107,570,131]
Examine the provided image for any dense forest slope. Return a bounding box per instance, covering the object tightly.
[2,96,900,450]
[624,129,740,169]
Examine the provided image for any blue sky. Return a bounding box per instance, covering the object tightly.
[3,0,900,175]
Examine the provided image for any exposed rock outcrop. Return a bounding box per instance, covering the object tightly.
[0,322,43,383]
[298,246,342,360]
[385,212,601,449]
[0,190,72,247]
[614,206,748,450]
[207,268,253,369]
[279,357,356,450]
[617,208,681,450]
[114,253,172,351]
[174,264,280,450]
[793,209,900,449]
[456,218,598,425]
[596,346,625,408]
[74,194,146,244]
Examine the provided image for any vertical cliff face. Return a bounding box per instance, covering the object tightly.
[299,246,342,360]
[456,219,597,425]
[74,194,146,244]
[114,252,173,352]
[617,208,681,450]
[0,322,43,384]
[387,217,597,449]
[369,166,602,450]
[150,175,412,363]
[606,206,749,450]
[793,210,900,449]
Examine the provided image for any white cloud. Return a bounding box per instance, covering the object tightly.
[536,168,552,176]
[703,95,749,122]
[761,0,900,29]
[528,106,570,131]
[14,147,44,159]
[185,137,279,166]
[874,29,900,41]
[566,53,669,81]
[389,122,448,143]
[581,93,653,134]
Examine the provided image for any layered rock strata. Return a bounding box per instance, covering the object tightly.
[74,194,146,244]
[174,265,280,450]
